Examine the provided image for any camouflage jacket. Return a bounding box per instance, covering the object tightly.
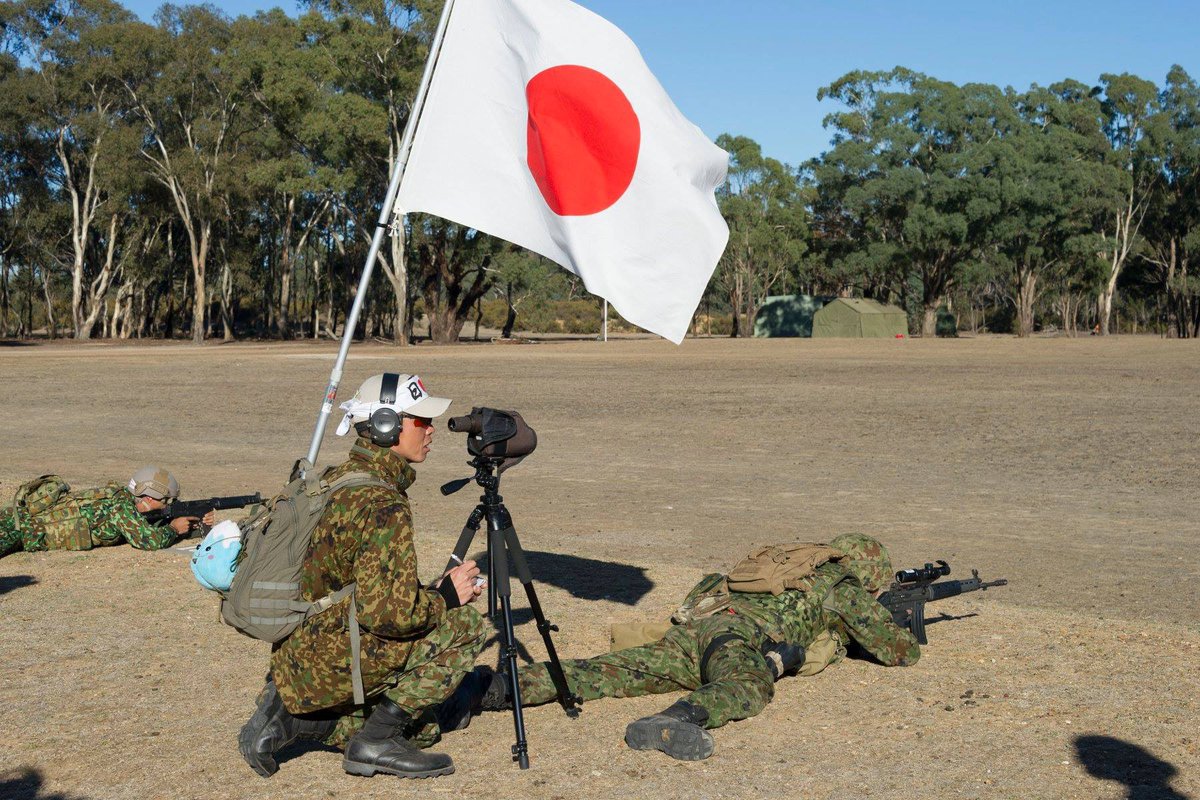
[299,438,452,640]
[728,562,920,667]
[88,487,178,550]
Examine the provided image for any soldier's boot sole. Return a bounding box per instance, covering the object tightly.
[342,759,455,779]
[624,715,715,761]
[237,683,285,778]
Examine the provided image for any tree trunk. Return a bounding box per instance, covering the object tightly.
[190,223,210,344]
[1015,268,1038,338]
[387,228,408,346]
[42,268,57,339]
[219,260,234,342]
[1097,281,1116,338]
[922,305,937,337]
[502,289,517,339]
[0,254,9,337]
[277,197,294,338]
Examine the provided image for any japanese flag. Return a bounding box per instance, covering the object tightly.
[394,0,730,344]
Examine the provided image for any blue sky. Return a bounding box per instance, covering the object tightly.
[121,0,1200,167]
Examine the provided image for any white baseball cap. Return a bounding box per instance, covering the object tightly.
[335,373,452,436]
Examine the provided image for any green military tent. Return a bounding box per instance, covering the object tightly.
[811,298,908,338]
[752,295,830,337]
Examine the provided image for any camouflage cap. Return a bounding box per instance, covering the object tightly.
[128,466,180,500]
[828,533,893,592]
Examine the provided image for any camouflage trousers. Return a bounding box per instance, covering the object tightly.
[519,614,775,729]
[271,603,487,749]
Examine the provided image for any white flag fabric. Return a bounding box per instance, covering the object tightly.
[394,0,729,343]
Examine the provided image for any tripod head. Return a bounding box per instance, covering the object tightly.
[440,454,509,497]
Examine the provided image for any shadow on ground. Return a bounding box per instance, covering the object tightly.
[469,550,654,606]
[0,768,91,800]
[464,550,654,652]
[0,575,38,596]
[1075,734,1193,800]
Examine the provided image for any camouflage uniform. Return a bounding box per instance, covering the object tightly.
[0,486,177,558]
[517,560,919,729]
[269,438,486,748]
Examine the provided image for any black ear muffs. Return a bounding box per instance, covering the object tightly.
[369,373,403,447]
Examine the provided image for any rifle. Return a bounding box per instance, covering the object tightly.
[142,493,262,526]
[876,560,1008,644]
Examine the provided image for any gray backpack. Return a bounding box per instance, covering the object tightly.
[220,463,388,704]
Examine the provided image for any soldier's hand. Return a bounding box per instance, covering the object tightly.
[168,517,196,536]
[441,560,483,605]
[202,511,216,526]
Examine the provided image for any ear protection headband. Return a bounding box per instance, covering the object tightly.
[368,372,402,447]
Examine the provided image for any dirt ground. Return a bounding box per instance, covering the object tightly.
[1,335,1197,800]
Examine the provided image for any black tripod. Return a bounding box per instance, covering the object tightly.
[442,456,581,769]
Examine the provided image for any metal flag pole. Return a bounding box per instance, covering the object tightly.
[602,299,608,342]
[301,0,457,472]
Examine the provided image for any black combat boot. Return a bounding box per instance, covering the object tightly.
[760,641,806,680]
[238,678,337,778]
[624,699,715,761]
[342,698,455,779]
[434,666,512,732]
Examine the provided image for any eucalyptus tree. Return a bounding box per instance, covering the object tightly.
[300,0,434,343]
[982,83,1114,336]
[409,213,498,342]
[115,5,256,343]
[229,9,347,337]
[11,0,141,338]
[0,23,28,335]
[814,69,998,335]
[714,133,808,337]
[1143,66,1200,338]
[1094,73,1161,335]
[485,247,566,338]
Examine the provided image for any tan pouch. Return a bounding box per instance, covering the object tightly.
[609,621,674,651]
[796,629,846,677]
[726,542,843,595]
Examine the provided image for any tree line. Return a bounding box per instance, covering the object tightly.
[1,1,1197,342]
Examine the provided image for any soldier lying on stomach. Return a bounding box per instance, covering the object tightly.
[444,534,919,761]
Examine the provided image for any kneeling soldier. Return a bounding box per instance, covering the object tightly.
[239,373,486,780]
[463,534,918,761]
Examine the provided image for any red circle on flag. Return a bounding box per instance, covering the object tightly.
[526,65,640,216]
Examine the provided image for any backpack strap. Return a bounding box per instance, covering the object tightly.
[315,471,390,707]
[326,471,392,495]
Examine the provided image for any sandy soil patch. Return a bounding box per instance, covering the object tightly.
[1,335,1197,799]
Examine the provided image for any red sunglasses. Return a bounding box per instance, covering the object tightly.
[402,414,432,428]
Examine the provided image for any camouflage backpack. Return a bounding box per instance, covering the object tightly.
[11,475,119,551]
[218,462,388,705]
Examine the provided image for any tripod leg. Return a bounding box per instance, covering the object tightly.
[443,507,483,575]
[503,526,582,716]
[489,532,530,768]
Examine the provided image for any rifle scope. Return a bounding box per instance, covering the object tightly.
[895,560,951,584]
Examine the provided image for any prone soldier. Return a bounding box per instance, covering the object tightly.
[456,534,919,761]
[0,466,215,558]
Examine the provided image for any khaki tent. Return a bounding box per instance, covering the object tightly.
[811,298,908,338]
[753,295,831,337]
